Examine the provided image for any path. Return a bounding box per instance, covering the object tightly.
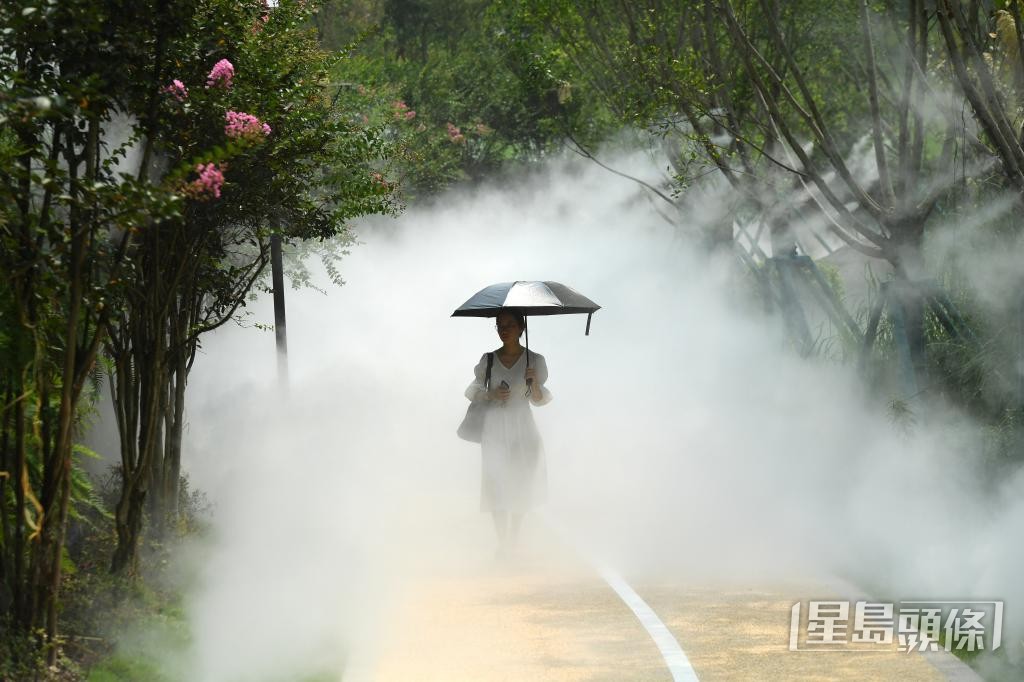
[342,522,980,681]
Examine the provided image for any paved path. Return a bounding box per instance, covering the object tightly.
[343,523,978,681]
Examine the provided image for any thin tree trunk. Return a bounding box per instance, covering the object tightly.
[35,143,92,660]
[163,339,188,532]
[890,219,929,388]
[12,385,27,627]
[111,301,167,573]
[0,380,13,609]
[937,0,1024,191]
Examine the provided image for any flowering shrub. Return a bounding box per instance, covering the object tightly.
[183,163,226,200]
[162,79,188,101]
[446,122,464,143]
[370,171,391,191]
[392,100,416,120]
[224,110,271,140]
[206,59,235,88]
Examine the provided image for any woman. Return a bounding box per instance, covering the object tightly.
[464,310,551,556]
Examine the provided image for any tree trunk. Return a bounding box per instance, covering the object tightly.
[889,220,929,393]
[11,385,28,627]
[0,381,11,613]
[163,349,188,530]
[111,307,167,573]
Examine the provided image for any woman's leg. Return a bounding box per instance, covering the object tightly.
[491,511,508,545]
[508,513,523,548]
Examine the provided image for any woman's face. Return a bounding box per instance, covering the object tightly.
[495,313,523,344]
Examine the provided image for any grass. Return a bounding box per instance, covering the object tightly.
[86,654,171,682]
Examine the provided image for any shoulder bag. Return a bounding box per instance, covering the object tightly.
[457,352,493,443]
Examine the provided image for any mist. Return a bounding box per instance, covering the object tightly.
[141,149,1024,680]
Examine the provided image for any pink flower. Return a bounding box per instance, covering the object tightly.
[161,79,188,101]
[392,100,419,120]
[251,12,269,34]
[206,59,235,89]
[184,163,225,200]
[224,111,271,140]
[446,122,464,144]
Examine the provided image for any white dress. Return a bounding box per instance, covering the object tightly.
[465,349,552,513]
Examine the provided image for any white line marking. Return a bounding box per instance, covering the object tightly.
[541,515,700,680]
[597,564,701,682]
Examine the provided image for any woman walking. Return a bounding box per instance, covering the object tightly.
[464,310,551,557]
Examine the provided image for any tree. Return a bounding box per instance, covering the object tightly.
[716,0,996,380]
[0,0,188,664]
[319,0,606,195]
[523,0,993,381]
[0,0,395,665]
[936,0,1024,195]
[102,0,397,574]
[514,0,867,248]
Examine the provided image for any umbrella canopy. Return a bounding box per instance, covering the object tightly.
[451,281,600,334]
[452,280,599,387]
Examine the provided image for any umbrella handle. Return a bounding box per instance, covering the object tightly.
[525,315,533,388]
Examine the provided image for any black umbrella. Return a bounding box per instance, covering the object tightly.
[452,281,600,383]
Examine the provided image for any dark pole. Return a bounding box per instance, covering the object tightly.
[524,315,532,391]
[271,233,289,386]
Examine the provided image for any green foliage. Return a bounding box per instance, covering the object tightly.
[1,0,400,666]
[4,0,1024,677]
[173,472,214,537]
[983,407,1024,468]
[886,397,917,435]
[87,655,171,682]
[57,466,207,677]
[70,445,114,531]
[320,0,614,197]
[148,0,397,243]
[0,621,48,679]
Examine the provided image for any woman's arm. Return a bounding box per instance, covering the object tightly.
[465,353,489,402]
[465,353,504,402]
[526,353,552,406]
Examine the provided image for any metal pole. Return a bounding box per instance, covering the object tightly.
[271,234,289,387]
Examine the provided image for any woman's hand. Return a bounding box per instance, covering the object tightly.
[525,367,545,404]
[489,386,511,402]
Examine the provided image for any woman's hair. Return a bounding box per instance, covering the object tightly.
[496,310,526,330]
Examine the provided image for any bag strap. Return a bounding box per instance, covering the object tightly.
[485,352,494,390]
